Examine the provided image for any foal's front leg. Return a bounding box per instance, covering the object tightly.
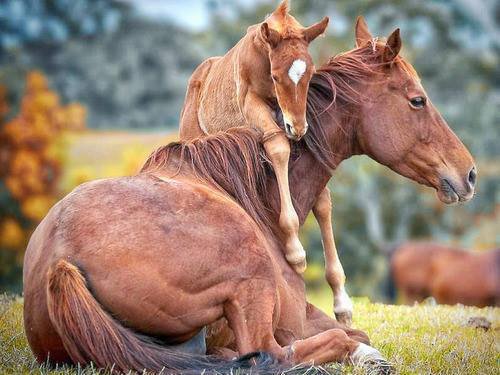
[312,187,353,325]
[264,133,306,272]
[243,92,306,273]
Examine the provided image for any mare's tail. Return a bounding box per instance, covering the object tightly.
[46,260,289,374]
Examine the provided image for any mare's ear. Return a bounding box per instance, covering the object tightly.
[303,17,329,43]
[260,22,281,48]
[355,16,372,47]
[383,28,402,62]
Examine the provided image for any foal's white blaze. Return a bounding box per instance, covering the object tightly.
[288,59,307,85]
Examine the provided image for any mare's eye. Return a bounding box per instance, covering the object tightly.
[271,74,280,83]
[409,96,426,109]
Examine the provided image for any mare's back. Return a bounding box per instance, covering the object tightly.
[26,173,266,281]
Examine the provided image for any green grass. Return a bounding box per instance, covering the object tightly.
[1,293,498,374]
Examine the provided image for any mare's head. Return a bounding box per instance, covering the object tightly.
[311,17,476,204]
[260,0,328,140]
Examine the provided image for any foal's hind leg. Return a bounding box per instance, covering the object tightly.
[312,187,353,325]
[179,57,217,139]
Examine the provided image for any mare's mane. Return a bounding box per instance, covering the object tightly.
[141,41,418,231]
[141,128,274,232]
[304,40,418,171]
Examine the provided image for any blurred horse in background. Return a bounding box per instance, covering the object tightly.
[391,243,499,307]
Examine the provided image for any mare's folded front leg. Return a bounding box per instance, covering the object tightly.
[312,187,353,325]
[263,132,306,273]
[288,328,389,369]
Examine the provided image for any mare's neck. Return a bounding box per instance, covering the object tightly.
[288,111,358,223]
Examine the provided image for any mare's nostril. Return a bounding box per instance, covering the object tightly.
[467,166,477,187]
[285,123,294,136]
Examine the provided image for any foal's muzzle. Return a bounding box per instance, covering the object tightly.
[284,120,308,141]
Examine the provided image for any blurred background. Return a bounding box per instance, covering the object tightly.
[0,0,498,301]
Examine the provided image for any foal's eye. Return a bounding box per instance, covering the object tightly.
[271,74,280,83]
[409,96,426,109]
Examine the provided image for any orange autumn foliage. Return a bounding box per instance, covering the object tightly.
[0,71,86,250]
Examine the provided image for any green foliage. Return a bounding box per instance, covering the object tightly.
[0,0,124,51]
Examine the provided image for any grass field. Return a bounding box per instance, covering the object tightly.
[1,293,498,374]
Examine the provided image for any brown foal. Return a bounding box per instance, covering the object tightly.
[179,0,329,273]
[23,17,475,374]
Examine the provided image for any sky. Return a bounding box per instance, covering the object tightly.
[123,0,265,31]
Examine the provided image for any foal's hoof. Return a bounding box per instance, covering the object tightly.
[285,252,307,274]
[335,310,352,326]
[292,259,307,274]
[285,241,307,274]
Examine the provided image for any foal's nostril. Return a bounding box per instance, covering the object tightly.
[467,166,477,187]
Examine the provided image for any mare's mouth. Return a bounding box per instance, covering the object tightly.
[437,178,473,204]
[439,179,460,204]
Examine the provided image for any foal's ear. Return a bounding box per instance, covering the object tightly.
[355,16,372,47]
[303,17,329,43]
[261,22,281,48]
[273,0,289,19]
[383,28,402,62]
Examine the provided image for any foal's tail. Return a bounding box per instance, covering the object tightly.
[46,260,287,374]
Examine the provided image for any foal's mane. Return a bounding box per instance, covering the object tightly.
[141,42,418,232]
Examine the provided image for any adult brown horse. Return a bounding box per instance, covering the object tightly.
[180,16,478,325]
[391,243,499,307]
[180,0,329,273]
[23,18,475,373]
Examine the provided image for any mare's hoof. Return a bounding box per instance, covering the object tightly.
[335,310,352,326]
[351,343,394,374]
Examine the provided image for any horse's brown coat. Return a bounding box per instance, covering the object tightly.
[23,18,475,373]
[392,243,499,307]
[180,15,477,325]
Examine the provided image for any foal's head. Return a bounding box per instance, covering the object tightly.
[260,0,328,140]
[351,17,476,204]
